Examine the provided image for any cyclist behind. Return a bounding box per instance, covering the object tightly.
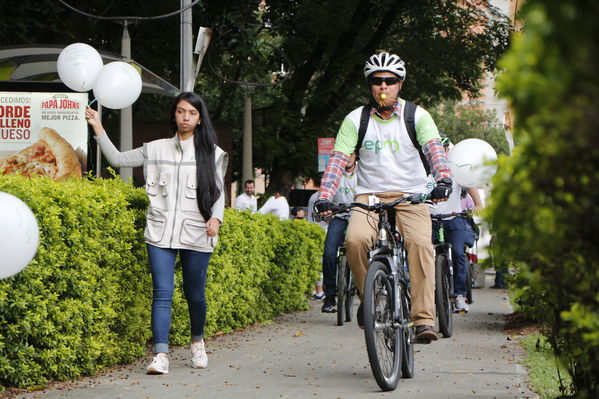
[429,135,483,313]
[321,153,358,313]
[315,51,452,343]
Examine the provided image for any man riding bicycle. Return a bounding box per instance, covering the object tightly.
[315,51,452,343]
[321,153,357,313]
[430,135,483,313]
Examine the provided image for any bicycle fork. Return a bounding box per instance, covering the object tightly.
[446,244,455,297]
[390,252,409,330]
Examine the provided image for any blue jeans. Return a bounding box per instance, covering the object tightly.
[433,217,467,297]
[322,217,348,297]
[147,244,211,354]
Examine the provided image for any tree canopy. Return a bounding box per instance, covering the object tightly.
[0,0,511,190]
[429,100,510,156]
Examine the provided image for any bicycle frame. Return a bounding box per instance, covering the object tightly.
[432,222,454,296]
[430,211,472,297]
[367,206,409,328]
[336,195,424,328]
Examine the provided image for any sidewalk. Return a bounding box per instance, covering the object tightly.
[12,275,537,399]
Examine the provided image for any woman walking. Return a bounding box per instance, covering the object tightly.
[85,92,228,374]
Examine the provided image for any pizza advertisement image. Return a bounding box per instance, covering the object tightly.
[0,92,88,181]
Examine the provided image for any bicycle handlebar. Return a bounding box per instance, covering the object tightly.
[429,211,470,220]
[331,193,430,215]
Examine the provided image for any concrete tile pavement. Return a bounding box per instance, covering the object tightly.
[10,275,538,399]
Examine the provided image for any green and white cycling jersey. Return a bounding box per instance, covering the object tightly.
[333,99,440,195]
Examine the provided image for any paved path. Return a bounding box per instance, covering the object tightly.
[12,275,537,399]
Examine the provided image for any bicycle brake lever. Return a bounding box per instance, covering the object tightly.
[322,214,334,222]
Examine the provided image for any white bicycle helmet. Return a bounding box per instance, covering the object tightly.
[364,52,406,80]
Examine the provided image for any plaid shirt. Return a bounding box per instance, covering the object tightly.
[318,151,349,200]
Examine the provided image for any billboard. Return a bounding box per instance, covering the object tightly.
[0,91,88,181]
[317,137,335,172]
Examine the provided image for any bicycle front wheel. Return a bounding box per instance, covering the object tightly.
[336,255,347,326]
[363,261,401,391]
[400,285,414,378]
[435,254,454,338]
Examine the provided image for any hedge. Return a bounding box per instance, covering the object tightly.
[0,175,324,389]
[490,1,599,397]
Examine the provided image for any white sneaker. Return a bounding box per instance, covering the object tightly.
[454,295,469,313]
[147,353,169,374]
[191,340,208,369]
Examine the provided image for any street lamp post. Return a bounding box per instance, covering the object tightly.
[207,27,291,186]
[119,21,133,182]
[242,87,253,183]
[180,0,193,92]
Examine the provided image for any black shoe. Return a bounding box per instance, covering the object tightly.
[357,303,364,328]
[321,296,336,313]
[415,325,439,344]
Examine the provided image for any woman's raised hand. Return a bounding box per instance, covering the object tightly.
[85,106,104,136]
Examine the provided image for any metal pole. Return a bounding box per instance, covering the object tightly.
[120,21,133,182]
[242,87,253,183]
[180,0,193,91]
[96,104,102,177]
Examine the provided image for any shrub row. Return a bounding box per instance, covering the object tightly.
[0,175,323,388]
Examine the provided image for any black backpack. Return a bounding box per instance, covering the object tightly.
[354,102,430,175]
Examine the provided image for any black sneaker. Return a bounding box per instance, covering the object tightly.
[415,325,439,344]
[357,303,364,328]
[321,296,336,313]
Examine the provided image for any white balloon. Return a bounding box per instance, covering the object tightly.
[0,192,40,279]
[447,138,498,188]
[92,62,143,109]
[57,43,103,92]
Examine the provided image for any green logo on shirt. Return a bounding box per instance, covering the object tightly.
[362,140,399,154]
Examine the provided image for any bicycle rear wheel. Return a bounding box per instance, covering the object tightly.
[435,254,454,338]
[344,266,354,322]
[400,286,414,378]
[466,259,473,304]
[363,261,401,391]
[336,255,347,326]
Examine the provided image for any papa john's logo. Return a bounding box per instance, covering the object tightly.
[40,94,81,110]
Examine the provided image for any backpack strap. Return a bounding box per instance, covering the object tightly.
[354,105,371,159]
[403,101,430,175]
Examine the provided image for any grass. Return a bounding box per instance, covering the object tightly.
[520,334,573,399]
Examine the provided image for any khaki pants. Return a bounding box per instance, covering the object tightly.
[345,193,435,327]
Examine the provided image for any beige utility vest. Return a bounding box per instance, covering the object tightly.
[143,136,227,252]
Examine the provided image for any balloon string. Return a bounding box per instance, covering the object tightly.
[88,98,97,107]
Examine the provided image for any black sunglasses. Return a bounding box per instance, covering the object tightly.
[369,76,401,86]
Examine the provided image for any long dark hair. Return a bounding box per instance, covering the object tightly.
[169,92,221,221]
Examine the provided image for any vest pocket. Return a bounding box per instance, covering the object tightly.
[146,172,169,210]
[159,172,169,196]
[179,218,213,248]
[146,173,159,196]
[185,173,197,199]
[182,173,199,212]
[145,208,167,243]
